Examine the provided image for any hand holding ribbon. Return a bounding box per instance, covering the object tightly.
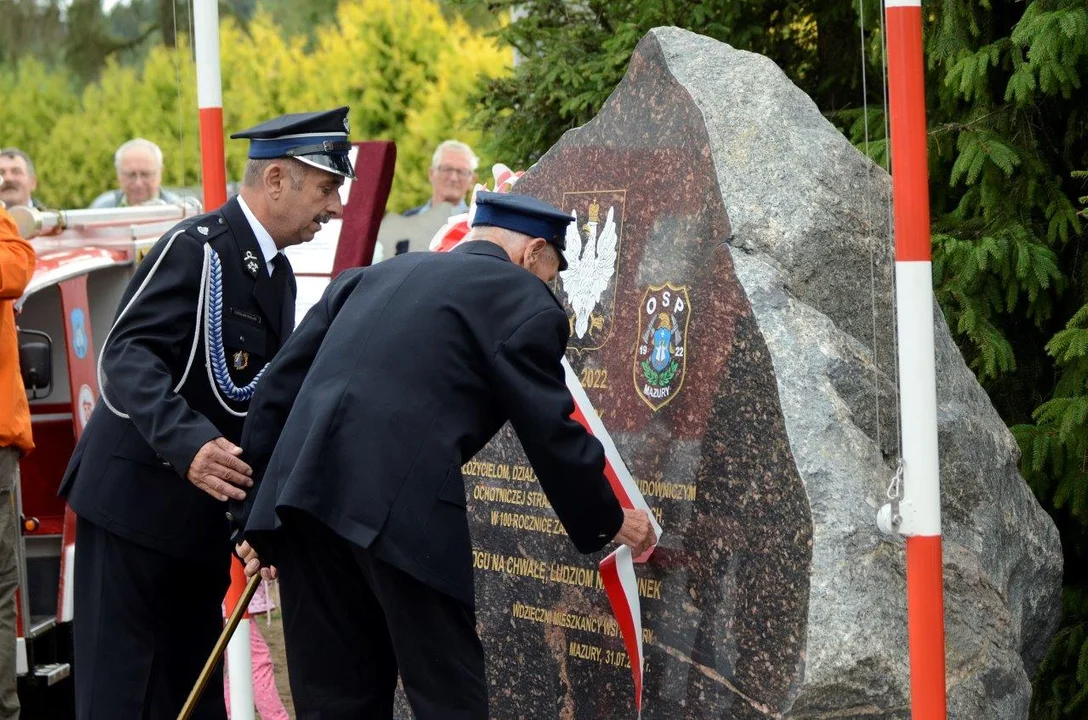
[613,508,657,558]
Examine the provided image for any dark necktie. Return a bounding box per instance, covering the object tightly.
[271,253,296,335]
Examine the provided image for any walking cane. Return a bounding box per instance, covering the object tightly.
[177,573,262,720]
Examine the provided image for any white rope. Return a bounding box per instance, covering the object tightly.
[858,1,906,496]
[173,246,209,392]
[879,0,904,461]
[860,0,882,455]
[858,2,907,472]
[98,230,186,419]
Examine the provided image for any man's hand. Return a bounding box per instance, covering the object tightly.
[612,508,657,557]
[236,540,277,581]
[186,437,252,501]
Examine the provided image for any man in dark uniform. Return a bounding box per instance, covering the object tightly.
[233,191,657,719]
[59,107,356,719]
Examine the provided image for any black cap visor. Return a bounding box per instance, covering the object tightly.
[293,152,356,181]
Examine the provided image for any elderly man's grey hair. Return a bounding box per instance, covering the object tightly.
[114,138,164,171]
[464,225,559,264]
[431,140,479,171]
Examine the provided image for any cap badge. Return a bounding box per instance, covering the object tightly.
[343,116,350,133]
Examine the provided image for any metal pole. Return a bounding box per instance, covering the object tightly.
[878,0,948,716]
[9,201,202,239]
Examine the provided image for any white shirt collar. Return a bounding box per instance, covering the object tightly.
[236,195,280,276]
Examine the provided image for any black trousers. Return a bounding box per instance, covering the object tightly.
[73,515,230,720]
[276,509,488,720]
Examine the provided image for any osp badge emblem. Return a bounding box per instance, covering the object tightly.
[633,283,691,411]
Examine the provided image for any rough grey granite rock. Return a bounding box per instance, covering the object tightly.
[650,25,1063,718]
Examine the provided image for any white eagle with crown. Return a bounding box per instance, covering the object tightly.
[561,199,618,339]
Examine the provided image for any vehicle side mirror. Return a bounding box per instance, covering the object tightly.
[18,329,53,399]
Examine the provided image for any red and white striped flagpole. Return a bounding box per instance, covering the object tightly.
[878,0,948,717]
[194,1,254,717]
[194,0,227,212]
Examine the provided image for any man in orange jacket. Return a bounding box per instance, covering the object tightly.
[0,204,34,720]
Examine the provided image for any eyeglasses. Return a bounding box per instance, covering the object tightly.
[120,170,158,181]
[436,165,474,179]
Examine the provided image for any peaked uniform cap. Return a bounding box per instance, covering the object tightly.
[230,107,355,180]
[471,191,572,271]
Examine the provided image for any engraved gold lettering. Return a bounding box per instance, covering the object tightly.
[472,552,547,581]
[490,511,565,535]
[603,648,631,668]
[524,491,552,509]
[637,577,662,600]
[550,562,599,589]
[511,464,538,482]
[579,367,610,389]
[472,484,526,505]
[511,602,619,637]
[637,479,697,502]
[568,642,602,662]
[461,461,512,480]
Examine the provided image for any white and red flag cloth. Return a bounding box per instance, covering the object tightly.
[562,358,662,717]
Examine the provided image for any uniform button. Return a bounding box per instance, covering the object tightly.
[239,335,245,343]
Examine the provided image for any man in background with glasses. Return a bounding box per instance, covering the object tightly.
[376,140,479,260]
[403,139,478,217]
[89,137,182,208]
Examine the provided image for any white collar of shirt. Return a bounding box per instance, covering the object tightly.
[236,195,280,276]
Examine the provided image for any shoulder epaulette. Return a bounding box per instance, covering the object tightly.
[179,211,230,245]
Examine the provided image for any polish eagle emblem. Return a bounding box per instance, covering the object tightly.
[560,199,619,341]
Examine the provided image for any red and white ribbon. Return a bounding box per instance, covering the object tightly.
[562,358,662,717]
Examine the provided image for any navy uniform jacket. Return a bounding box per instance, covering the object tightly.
[60,197,295,563]
[236,241,623,607]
